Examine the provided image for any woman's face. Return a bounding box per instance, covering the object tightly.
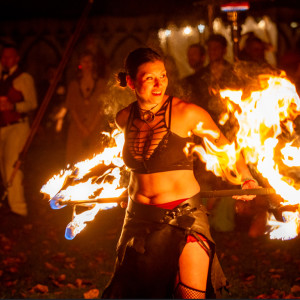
[79,55,94,73]
[130,60,168,105]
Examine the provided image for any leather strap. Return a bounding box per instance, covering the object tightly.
[127,192,203,224]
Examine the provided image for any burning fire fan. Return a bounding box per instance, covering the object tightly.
[41,129,129,239]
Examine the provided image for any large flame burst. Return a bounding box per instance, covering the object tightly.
[41,129,128,239]
[190,72,300,240]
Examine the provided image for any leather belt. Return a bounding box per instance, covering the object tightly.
[127,192,203,224]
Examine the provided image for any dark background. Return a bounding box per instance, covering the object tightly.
[0,0,299,21]
[1,0,299,88]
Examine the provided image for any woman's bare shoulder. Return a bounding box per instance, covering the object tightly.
[172,97,215,130]
[172,97,208,116]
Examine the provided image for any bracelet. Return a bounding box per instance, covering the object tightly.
[241,178,258,188]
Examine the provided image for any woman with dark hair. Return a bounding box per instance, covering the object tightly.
[64,50,108,164]
[101,47,258,299]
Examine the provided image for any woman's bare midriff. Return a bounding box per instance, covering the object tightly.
[128,170,201,205]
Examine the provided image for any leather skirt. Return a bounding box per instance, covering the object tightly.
[101,193,228,299]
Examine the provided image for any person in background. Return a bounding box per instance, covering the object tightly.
[101,47,259,299]
[164,54,181,96]
[189,34,239,131]
[181,43,206,99]
[0,43,38,217]
[239,34,271,66]
[64,50,109,165]
[37,64,66,139]
[184,34,241,232]
[187,43,206,73]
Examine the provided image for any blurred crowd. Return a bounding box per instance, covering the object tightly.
[0,30,299,238]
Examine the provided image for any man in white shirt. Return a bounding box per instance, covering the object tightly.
[0,44,37,216]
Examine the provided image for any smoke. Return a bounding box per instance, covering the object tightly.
[100,73,135,127]
[232,60,283,94]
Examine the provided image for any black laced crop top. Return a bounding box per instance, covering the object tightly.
[122,96,194,174]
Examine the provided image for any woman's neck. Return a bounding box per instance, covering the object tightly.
[137,95,168,113]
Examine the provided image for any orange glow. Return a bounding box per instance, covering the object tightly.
[191,73,300,240]
[41,129,127,239]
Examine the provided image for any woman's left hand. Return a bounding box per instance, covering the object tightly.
[232,179,260,201]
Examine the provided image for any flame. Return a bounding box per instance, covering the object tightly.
[41,129,127,239]
[268,211,300,240]
[186,139,241,185]
[191,73,300,240]
[281,142,300,167]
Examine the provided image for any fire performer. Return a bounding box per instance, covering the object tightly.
[101,47,259,299]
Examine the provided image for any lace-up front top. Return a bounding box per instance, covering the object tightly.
[123,96,194,174]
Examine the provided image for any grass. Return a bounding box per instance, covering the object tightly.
[213,228,300,299]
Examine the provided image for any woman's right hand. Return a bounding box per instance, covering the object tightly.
[232,178,260,201]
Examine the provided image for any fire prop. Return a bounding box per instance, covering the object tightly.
[188,72,300,240]
[42,72,300,241]
[41,129,128,239]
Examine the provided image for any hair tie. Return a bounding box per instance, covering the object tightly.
[118,72,127,87]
